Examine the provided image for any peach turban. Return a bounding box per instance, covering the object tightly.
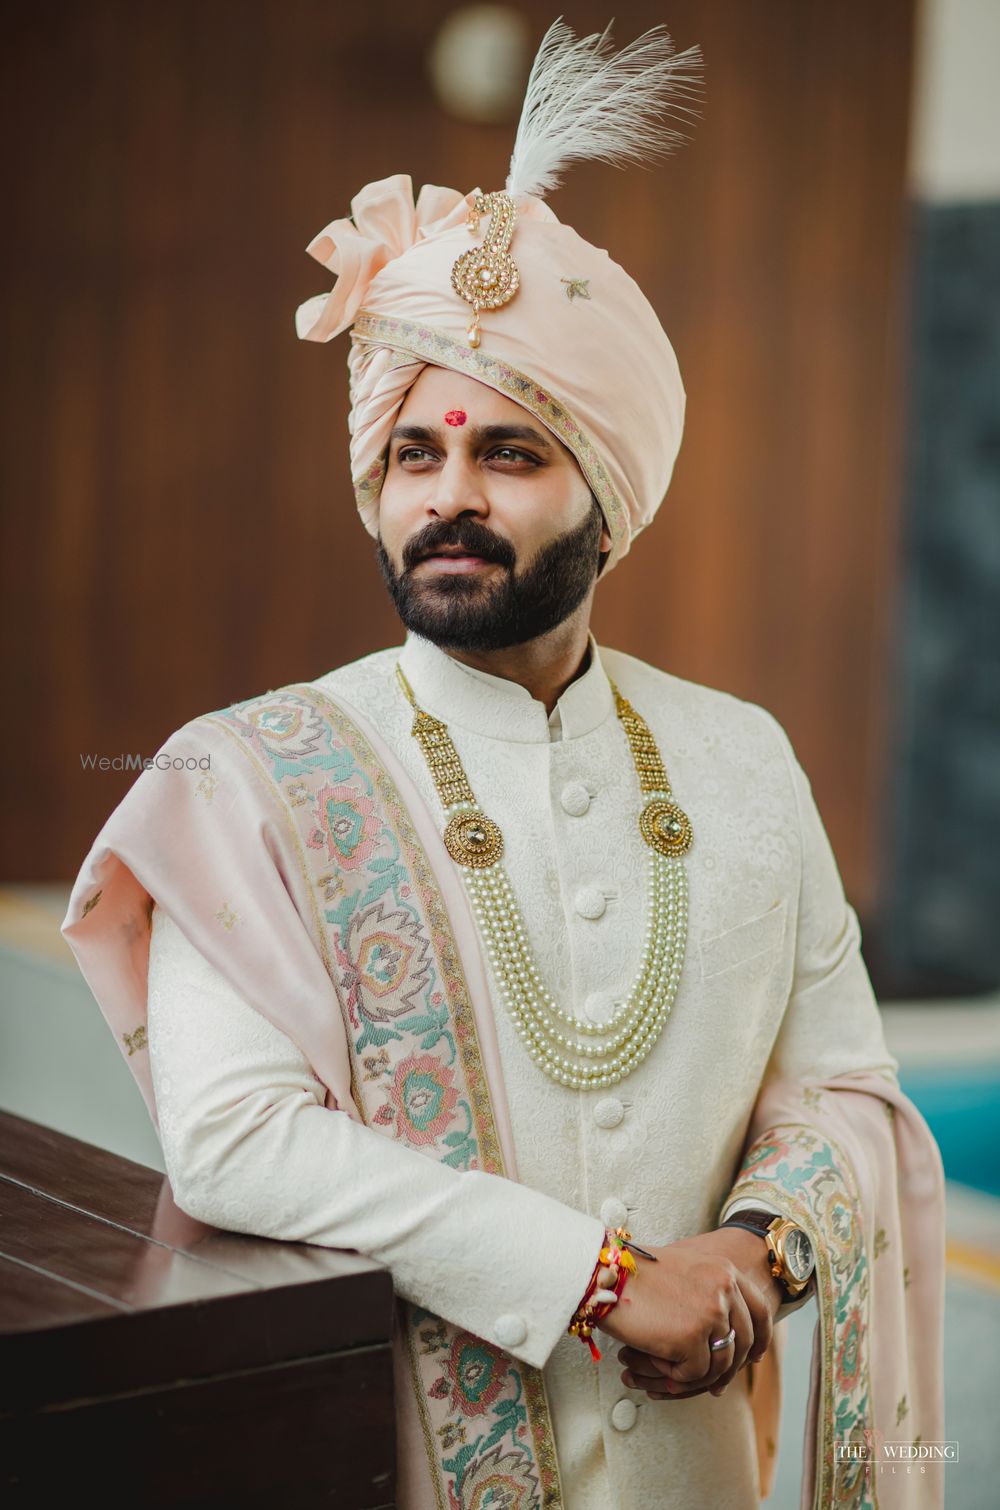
[294,170,686,575]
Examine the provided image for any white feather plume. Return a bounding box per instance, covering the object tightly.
[505,15,705,203]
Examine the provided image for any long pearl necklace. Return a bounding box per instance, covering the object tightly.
[395,661,692,1089]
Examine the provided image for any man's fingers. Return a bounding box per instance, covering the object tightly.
[707,1285,755,1395]
[738,1274,774,1363]
[618,1283,760,1402]
[616,1347,673,1384]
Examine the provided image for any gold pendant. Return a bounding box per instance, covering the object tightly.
[443,810,504,868]
[639,798,693,857]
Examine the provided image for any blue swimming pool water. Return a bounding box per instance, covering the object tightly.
[898,1066,1000,1198]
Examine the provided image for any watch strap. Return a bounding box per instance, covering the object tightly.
[720,1208,781,1238]
[721,1209,807,1302]
[722,1216,780,1240]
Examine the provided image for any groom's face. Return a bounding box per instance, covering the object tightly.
[375,366,611,651]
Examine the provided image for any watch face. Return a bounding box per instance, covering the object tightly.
[784,1226,815,1282]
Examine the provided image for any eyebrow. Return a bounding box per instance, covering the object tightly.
[388,421,555,455]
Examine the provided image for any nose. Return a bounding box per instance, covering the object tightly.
[424,451,489,523]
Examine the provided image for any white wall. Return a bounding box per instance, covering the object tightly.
[909,0,1000,200]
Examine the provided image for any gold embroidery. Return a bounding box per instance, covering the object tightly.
[418,1320,448,1355]
[560,277,591,301]
[215,903,240,930]
[317,871,346,904]
[896,1394,908,1425]
[196,774,218,802]
[123,1024,147,1056]
[903,1265,911,1290]
[802,1086,823,1110]
[437,1418,467,1451]
[362,1047,391,1081]
[287,780,311,807]
[82,890,103,916]
[873,1228,888,1259]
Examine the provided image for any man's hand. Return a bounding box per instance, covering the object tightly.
[598,1227,785,1400]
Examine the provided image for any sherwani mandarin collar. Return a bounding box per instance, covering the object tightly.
[396,629,615,744]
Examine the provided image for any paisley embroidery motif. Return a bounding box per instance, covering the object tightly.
[374,1052,464,1152]
[220,694,330,768]
[341,900,432,1022]
[444,1331,509,1417]
[308,780,382,870]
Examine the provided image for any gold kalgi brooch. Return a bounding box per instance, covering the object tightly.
[450,191,520,348]
[396,662,692,1089]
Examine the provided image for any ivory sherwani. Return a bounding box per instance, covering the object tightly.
[62,631,944,1509]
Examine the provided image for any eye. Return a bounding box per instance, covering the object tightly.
[397,446,435,463]
[490,447,538,464]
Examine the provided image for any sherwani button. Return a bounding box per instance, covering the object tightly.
[575,885,607,919]
[583,993,615,1024]
[593,1096,625,1129]
[560,781,591,816]
[611,1398,638,1431]
[600,1196,629,1228]
[493,1313,528,1348]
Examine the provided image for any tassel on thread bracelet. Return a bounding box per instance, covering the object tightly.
[567,1226,654,1361]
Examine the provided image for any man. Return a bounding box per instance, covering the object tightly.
[61,20,945,1509]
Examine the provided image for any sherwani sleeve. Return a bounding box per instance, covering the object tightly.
[718,716,894,1315]
[742,710,900,1089]
[147,902,606,1372]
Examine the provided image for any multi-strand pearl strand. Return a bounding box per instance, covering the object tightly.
[459,803,687,1088]
[395,662,692,1089]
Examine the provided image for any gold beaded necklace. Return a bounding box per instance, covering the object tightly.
[395,661,692,1089]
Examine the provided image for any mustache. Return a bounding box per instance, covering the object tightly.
[402,520,517,572]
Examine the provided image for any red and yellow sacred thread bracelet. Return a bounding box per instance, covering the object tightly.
[567,1226,654,1361]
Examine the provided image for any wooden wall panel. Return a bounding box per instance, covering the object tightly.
[0,1,916,914]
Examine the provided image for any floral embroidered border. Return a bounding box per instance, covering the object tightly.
[722,1121,876,1510]
[203,684,564,1509]
[350,308,629,553]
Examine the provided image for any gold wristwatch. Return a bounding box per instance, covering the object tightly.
[721,1208,816,1300]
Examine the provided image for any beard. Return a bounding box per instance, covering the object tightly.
[375,497,606,652]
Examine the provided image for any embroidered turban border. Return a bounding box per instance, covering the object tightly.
[350,310,630,554]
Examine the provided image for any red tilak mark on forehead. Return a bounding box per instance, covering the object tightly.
[444,409,468,426]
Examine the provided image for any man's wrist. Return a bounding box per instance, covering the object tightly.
[714,1225,786,1313]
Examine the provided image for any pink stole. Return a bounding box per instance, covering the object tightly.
[62,681,945,1509]
[63,681,562,1508]
[729,1073,945,1508]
